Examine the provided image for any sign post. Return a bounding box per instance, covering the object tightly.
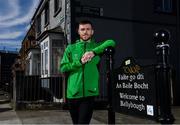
[154,29,175,124]
[105,47,115,124]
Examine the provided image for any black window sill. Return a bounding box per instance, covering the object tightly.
[37,31,41,37]
[54,7,62,17]
[44,22,49,28]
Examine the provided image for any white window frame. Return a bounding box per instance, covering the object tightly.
[40,37,50,78]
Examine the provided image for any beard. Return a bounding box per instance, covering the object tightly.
[81,37,91,41]
[80,34,92,41]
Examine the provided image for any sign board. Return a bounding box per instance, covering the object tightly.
[76,6,103,16]
[113,57,158,119]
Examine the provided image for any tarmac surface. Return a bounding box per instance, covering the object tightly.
[0,102,180,124]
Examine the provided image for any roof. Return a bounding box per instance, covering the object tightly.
[0,50,18,54]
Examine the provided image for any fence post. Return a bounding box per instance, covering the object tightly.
[154,29,175,124]
[104,46,115,124]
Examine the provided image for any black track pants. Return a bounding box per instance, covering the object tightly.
[67,97,95,124]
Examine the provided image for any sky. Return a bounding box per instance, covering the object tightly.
[0,0,40,52]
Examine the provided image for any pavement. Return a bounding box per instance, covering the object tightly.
[0,90,180,124]
[1,102,180,124]
[0,102,102,124]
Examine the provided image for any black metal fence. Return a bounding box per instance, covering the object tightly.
[12,69,109,110]
[13,71,63,110]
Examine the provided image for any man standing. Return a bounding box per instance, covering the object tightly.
[60,20,115,124]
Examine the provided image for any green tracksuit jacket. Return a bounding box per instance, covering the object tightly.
[60,39,115,99]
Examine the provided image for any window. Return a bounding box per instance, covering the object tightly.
[45,49,48,74]
[51,40,64,75]
[154,0,176,14]
[26,60,30,75]
[54,0,62,16]
[33,53,40,75]
[41,40,49,77]
[44,2,49,26]
[41,52,44,75]
[36,16,41,34]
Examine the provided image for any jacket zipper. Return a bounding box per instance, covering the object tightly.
[82,42,86,97]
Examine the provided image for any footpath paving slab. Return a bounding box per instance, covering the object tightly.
[172,106,180,124]
[16,110,72,124]
[0,103,22,124]
[16,110,103,124]
[93,107,180,124]
[93,110,157,124]
[1,102,180,124]
[0,102,101,124]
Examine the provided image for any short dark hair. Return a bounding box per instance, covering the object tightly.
[78,20,93,29]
